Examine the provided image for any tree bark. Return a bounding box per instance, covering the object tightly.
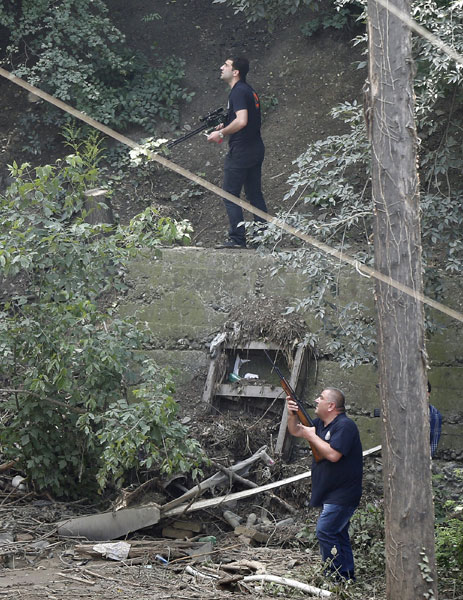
[367,0,438,598]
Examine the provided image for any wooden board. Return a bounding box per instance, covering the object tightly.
[163,445,382,517]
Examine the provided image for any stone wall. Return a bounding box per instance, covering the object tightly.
[120,247,463,459]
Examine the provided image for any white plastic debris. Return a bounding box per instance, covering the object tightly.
[11,475,26,491]
[92,541,131,561]
[243,373,259,380]
[209,332,227,358]
[233,353,250,375]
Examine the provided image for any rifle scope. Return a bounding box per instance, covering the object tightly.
[199,107,224,122]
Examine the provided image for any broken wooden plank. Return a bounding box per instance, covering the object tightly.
[225,341,281,351]
[275,343,307,456]
[172,520,203,533]
[162,526,195,539]
[234,525,269,544]
[162,445,382,518]
[215,384,284,399]
[163,470,313,517]
[75,540,206,559]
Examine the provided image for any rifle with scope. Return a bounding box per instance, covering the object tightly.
[167,107,227,148]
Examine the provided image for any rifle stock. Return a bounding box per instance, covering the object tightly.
[264,351,323,463]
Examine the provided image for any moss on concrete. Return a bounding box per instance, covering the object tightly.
[119,248,463,451]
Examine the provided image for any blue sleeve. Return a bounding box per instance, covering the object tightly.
[328,419,358,456]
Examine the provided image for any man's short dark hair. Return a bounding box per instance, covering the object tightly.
[326,387,346,412]
[231,56,249,81]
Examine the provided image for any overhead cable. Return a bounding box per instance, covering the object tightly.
[0,66,462,324]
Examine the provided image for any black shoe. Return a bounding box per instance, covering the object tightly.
[215,240,247,249]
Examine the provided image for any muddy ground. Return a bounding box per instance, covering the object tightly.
[0,450,386,600]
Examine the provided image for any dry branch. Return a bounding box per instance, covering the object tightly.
[161,445,274,514]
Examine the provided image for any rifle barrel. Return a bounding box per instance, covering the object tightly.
[263,350,315,427]
[167,123,209,148]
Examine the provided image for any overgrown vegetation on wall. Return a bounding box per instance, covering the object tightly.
[0,134,204,498]
[248,0,463,366]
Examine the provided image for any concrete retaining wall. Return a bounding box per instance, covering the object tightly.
[120,247,463,459]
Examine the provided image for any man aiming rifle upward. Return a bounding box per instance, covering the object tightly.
[207,56,268,249]
[286,388,363,582]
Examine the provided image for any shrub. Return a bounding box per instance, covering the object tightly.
[0,0,193,154]
[0,139,203,498]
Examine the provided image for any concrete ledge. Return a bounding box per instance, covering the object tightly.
[120,248,463,452]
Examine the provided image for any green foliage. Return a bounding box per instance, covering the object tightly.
[0,0,192,153]
[301,7,354,37]
[433,469,463,581]
[217,0,361,33]
[214,0,313,26]
[257,101,375,366]
[0,138,204,498]
[350,502,385,576]
[81,364,204,490]
[260,93,279,118]
[141,12,161,22]
[255,0,463,366]
[435,516,463,575]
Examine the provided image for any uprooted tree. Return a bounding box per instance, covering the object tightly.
[0,135,205,499]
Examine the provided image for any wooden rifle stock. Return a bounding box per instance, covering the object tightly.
[264,351,323,463]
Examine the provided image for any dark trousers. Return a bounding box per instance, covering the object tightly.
[316,503,356,580]
[223,151,267,246]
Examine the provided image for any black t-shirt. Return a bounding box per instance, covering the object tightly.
[310,413,363,508]
[227,80,263,149]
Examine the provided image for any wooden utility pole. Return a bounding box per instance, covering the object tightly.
[367,0,438,598]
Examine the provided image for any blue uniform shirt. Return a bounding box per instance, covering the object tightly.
[310,413,363,507]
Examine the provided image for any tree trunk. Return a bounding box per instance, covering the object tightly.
[367,0,438,598]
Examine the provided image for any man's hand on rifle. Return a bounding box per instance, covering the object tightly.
[286,396,316,441]
[207,123,225,144]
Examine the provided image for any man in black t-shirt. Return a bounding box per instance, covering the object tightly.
[208,56,267,248]
[286,388,363,582]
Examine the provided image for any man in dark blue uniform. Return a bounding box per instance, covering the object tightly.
[286,388,363,582]
[208,56,267,248]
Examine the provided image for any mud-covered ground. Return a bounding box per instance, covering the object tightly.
[0,450,385,600]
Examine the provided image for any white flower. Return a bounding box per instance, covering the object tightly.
[129,138,169,165]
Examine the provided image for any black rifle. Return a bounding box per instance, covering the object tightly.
[167,107,227,148]
[264,350,323,462]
